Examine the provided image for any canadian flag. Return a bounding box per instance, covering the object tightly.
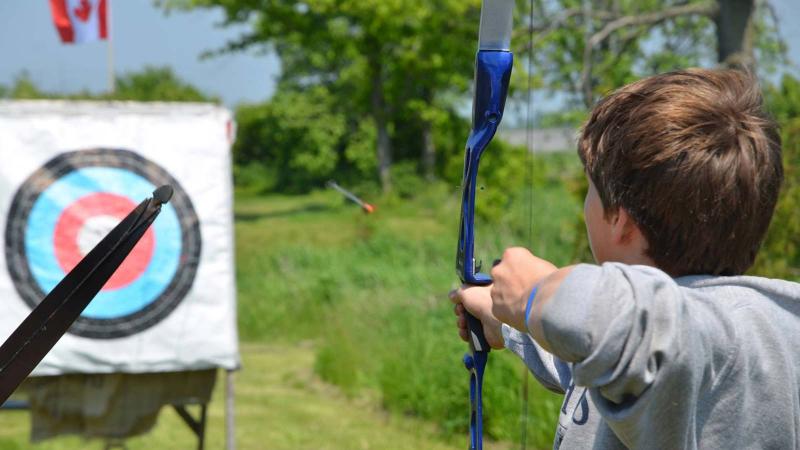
[50,0,109,44]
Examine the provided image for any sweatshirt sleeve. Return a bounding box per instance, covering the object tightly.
[539,263,738,447]
[502,324,571,394]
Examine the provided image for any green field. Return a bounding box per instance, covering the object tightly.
[0,344,475,450]
[0,153,585,449]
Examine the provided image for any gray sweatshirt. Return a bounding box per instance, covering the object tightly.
[503,263,800,449]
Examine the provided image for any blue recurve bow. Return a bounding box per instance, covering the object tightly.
[456,1,514,449]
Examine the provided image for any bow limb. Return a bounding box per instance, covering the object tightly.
[0,186,173,404]
[455,1,515,449]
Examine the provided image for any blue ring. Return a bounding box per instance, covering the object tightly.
[25,167,182,319]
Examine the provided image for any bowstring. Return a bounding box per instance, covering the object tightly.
[520,0,535,448]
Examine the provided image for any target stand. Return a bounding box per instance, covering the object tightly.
[1,148,226,449]
[0,102,240,450]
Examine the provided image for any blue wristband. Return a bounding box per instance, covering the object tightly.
[524,285,539,334]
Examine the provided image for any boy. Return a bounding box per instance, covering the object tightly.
[450,68,799,449]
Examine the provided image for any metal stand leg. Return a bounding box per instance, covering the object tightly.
[225,370,236,450]
[173,404,207,450]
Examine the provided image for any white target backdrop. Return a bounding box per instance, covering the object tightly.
[0,100,239,375]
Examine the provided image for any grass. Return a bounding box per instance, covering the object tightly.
[0,343,473,450]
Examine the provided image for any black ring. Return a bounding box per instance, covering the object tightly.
[4,149,202,339]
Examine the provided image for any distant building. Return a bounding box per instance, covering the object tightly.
[500,127,577,153]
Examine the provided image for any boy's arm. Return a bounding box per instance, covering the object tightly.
[525,262,737,446]
[519,266,573,355]
[502,324,570,393]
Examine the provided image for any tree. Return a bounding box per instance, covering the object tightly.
[233,87,350,193]
[0,66,216,103]
[110,66,217,102]
[3,72,48,99]
[523,0,786,109]
[165,0,485,192]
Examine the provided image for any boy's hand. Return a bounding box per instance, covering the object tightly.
[449,285,506,349]
[490,247,558,332]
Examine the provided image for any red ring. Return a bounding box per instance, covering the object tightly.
[53,193,155,291]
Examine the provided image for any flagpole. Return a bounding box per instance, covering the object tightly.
[107,0,115,93]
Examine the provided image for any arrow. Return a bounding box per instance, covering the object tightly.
[326,180,376,214]
[0,185,173,404]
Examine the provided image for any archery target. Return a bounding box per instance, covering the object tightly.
[4,149,202,339]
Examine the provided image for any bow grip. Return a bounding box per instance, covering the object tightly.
[462,271,493,354]
[465,310,490,354]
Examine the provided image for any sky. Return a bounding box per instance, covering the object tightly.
[0,1,279,106]
[0,1,798,108]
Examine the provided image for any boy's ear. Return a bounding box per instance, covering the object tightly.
[610,207,640,245]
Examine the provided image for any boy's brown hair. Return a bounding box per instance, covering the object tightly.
[578,68,783,276]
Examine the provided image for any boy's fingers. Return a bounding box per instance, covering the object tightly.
[456,318,467,334]
[458,329,469,342]
[453,304,466,319]
[490,260,506,280]
[448,289,460,304]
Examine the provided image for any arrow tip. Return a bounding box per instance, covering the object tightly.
[153,185,173,205]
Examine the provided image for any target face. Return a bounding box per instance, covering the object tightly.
[4,149,202,339]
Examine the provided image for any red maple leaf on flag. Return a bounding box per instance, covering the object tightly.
[74,0,92,22]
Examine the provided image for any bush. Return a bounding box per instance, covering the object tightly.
[750,75,800,279]
[751,116,800,279]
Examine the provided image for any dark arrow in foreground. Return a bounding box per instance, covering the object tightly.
[0,185,173,404]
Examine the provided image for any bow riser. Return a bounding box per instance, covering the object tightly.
[455,2,515,448]
[457,50,514,286]
[456,47,513,450]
